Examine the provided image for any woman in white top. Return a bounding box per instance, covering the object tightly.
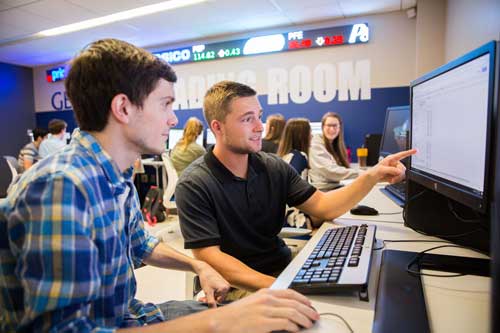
[309,112,358,190]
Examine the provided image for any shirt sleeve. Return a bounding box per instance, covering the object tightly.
[7,176,114,333]
[23,146,37,163]
[175,179,221,249]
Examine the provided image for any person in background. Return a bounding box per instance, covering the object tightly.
[261,113,285,153]
[17,127,48,172]
[38,118,67,158]
[0,39,319,333]
[171,117,206,176]
[277,118,319,230]
[176,80,415,296]
[277,118,311,180]
[309,112,359,191]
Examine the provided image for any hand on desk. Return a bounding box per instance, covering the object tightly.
[208,289,319,333]
[194,261,231,308]
[369,149,416,184]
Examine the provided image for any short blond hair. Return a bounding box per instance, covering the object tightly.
[203,81,257,129]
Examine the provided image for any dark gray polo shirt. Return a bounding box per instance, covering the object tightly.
[176,147,317,275]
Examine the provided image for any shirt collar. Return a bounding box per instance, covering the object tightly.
[72,129,134,194]
[204,145,266,183]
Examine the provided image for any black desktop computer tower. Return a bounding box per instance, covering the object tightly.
[364,133,382,166]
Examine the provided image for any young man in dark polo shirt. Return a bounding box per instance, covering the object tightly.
[176,80,415,292]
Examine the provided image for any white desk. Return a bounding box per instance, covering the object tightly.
[272,185,491,333]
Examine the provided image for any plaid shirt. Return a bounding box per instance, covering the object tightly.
[0,130,162,332]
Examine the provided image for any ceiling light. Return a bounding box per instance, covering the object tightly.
[37,0,208,37]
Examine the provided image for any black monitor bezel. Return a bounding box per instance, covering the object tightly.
[379,105,410,158]
[408,41,497,214]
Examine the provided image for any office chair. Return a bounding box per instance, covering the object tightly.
[161,152,178,210]
[3,156,19,195]
[4,155,22,174]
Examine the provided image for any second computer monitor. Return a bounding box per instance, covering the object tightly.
[379,106,410,158]
[167,128,203,150]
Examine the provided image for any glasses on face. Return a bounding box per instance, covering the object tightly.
[324,124,340,129]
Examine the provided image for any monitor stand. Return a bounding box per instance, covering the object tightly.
[373,250,490,333]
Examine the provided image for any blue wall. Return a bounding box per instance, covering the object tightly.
[173,86,410,159]
[35,86,409,161]
[0,62,36,156]
[35,110,78,133]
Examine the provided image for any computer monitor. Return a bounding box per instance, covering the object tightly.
[379,106,410,158]
[310,122,322,136]
[409,41,497,214]
[205,128,216,146]
[167,128,203,150]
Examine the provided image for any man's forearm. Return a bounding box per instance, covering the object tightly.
[300,171,379,221]
[143,242,205,274]
[193,248,275,291]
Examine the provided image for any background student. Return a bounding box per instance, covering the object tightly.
[261,113,285,153]
[309,112,359,191]
[277,118,312,180]
[17,127,48,172]
[171,116,206,176]
[38,118,67,158]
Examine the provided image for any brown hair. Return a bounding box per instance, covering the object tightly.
[321,112,350,168]
[203,81,257,128]
[178,117,203,150]
[277,118,311,163]
[48,119,67,135]
[65,38,177,132]
[263,114,285,144]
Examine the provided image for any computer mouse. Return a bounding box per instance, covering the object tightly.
[350,205,379,216]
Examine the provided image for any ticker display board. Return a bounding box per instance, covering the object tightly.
[153,23,369,65]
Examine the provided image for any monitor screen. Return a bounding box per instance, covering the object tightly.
[379,106,409,158]
[167,128,203,150]
[205,128,216,146]
[409,41,496,213]
[310,122,322,136]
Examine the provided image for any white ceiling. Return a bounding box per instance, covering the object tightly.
[0,0,417,67]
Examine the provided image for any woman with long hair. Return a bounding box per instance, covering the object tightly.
[171,117,206,176]
[309,112,359,190]
[261,113,285,153]
[277,118,311,180]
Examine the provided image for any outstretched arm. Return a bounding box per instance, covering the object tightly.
[299,149,416,220]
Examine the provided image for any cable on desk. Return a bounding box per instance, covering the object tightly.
[408,225,486,239]
[406,244,480,277]
[319,312,354,333]
[374,239,451,251]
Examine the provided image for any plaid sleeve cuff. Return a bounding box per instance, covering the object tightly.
[132,234,159,268]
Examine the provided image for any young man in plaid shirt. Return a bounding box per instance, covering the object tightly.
[0,39,319,333]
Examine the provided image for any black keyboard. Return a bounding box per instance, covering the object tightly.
[289,224,376,299]
[380,181,406,206]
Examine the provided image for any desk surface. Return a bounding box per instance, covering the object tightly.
[272,185,491,333]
